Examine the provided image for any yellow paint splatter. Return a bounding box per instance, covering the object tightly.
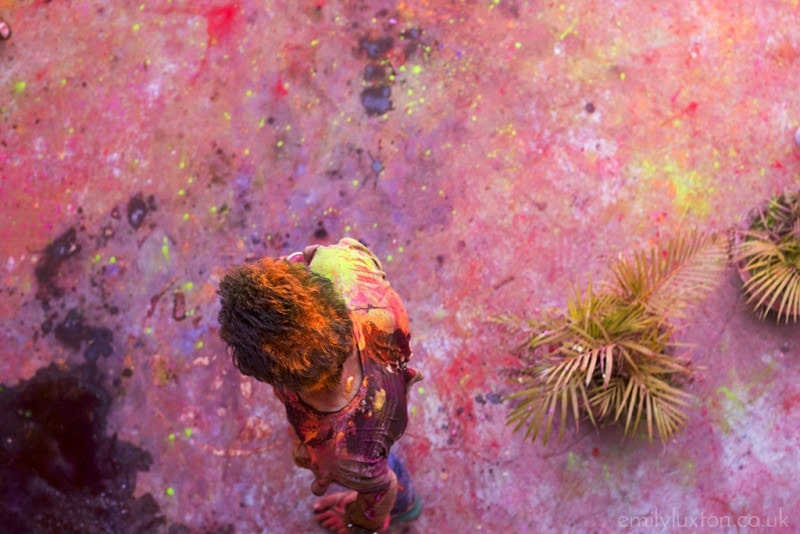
[636,157,712,218]
[373,388,386,412]
[345,375,355,395]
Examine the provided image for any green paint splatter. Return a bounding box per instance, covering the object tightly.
[184,427,193,438]
[161,236,170,262]
[165,487,175,496]
[567,452,578,469]
[716,386,742,406]
[636,157,712,218]
[664,162,713,217]
[715,385,745,434]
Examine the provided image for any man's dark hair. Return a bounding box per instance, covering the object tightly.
[217,258,354,392]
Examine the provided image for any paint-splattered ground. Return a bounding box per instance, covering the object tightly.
[2,1,799,532]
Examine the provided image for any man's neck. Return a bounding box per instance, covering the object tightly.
[297,348,362,412]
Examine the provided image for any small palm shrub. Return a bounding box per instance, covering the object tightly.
[733,191,800,323]
[502,231,728,444]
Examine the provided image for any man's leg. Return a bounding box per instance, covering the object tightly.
[388,453,418,518]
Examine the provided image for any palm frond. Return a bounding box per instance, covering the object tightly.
[504,230,721,445]
[742,263,800,322]
[588,348,692,443]
[609,231,728,321]
[506,364,594,445]
[734,192,800,323]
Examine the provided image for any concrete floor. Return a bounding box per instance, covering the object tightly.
[1,0,799,532]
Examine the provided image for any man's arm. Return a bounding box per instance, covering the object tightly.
[313,470,398,534]
[345,470,398,533]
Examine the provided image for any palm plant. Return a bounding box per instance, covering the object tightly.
[733,191,800,323]
[503,231,728,444]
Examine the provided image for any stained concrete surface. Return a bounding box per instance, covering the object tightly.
[1,1,799,532]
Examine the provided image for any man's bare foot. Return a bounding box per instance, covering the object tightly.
[313,491,357,533]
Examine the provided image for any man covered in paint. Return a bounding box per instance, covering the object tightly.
[217,237,422,533]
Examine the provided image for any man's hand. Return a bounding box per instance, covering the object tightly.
[313,491,358,533]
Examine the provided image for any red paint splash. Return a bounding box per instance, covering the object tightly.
[273,77,289,99]
[205,3,239,45]
[591,447,599,458]
[179,2,241,82]
[781,391,800,413]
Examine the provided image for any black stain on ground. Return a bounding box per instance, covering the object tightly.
[84,326,114,362]
[400,27,423,41]
[314,221,329,240]
[399,27,423,58]
[172,291,186,321]
[474,392,503,405]
[52,308,115,363]
[356,26,428,117]
[21,203,233,532]
[359,36,394,60]
[127,193,157,230]
[0,362,169,532]
[358,31,401,116]
[35,227,81,301]
[18,222,176,532]
[54,308,86,351]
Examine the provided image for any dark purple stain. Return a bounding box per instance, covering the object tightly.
[359,36,394,59]
[361,85,392,116]
[127,193,156,230]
